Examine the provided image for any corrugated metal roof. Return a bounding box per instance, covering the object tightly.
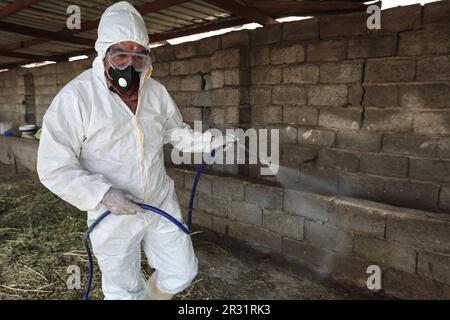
[0,0,371,69]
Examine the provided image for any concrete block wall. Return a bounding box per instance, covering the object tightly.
[150,1,450,213]
[1,135,449,299]
[166,164,450,299]
[0,136,38,172]
[0,56,94,127]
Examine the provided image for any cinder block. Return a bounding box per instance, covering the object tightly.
[376,4,422,33]
[410,158,450,182]
[417,55,450,81]
[153,45,175,62]
[170,60,190,76]
[399,83,450,109]
[198,193,230,217]
[250,87,271,105]
[263,209,304,240]
[336,130,381,152]
[338,172,384,201]
[383,178,440,211]
[306,40,346,62]
[272,85,307,105]
[270,44,305,65]
[33,74,56,87]
[399,29,450,56]
[196,36,220,56]
[250,24,282,46]
[364,58,416,83]
[418,251,450,286]
[251,66,282,85]
[348,35,397,58]
[171,91,193,107]
[438,137,450,158]
[363,84,398,108]
[282,64,319,84]
[283,18,319,41]
[281,145,318,167]
[423,0,450,30]
[298,128,335,147]
[151,62,170,78]
[360,153,408,178]
[211,49,241,69]
[34,84,57,95]
[386,207,450,254]
[228,220,283,253]
[304,220,353,255]
[180,75,202,91]
[384,268,450,299]
[300,166,340,194]
[318,108,361,130]
[320,62,363,84]
[204,70,224,90]
[319,12,367,39]
[250,47,270,66]
[228,201,262,226]
[189,209,213,230]
[363,109,413,132]
[354,235,416,273]
[328,197,386,238]
[439,184,450,212]
[283,189,331,221]
[180,107,202,122]
[185,171,212,194]
[251,106,282,125]
[159,76,181,91]
[174,42,197,59]
[245,183,283,210]
[283,106,318,125]
[382,134,436,157]
[308,85,348,107]
[210,88,242,106]
[224,69,248,86]
[222,30,249,48]
[317,149,359,172]
[212,177,245,201]
[282,237,338,274]
[190,57,211,74]
[414,112,450,135]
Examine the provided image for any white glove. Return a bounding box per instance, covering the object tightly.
[211,133,239,151]
[101,188,145,215]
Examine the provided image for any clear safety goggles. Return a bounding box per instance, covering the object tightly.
[106,44,151,72]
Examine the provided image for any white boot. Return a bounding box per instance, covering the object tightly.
[146,273,174,300]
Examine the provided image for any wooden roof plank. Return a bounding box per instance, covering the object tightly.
[204,0,278,26]
[0,0,41,20]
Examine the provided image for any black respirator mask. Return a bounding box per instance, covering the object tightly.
[107,65,140,92]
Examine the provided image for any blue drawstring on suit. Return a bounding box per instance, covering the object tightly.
[82,148,217,300]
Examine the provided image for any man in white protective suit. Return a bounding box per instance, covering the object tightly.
[37,1,236,300]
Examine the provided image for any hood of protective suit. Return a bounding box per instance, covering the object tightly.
[92,1,151,87]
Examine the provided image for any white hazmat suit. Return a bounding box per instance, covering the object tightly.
[37,1,214,299]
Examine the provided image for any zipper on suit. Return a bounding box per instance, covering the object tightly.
[109,88,148,201]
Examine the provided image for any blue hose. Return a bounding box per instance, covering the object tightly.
[82,148,217,300]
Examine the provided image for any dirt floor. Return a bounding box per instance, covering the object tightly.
[0,162,378,300]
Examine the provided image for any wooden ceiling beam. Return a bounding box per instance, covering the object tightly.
[0,0,41,19]
[0,21,95,46]
[149,17,247,43]
[243,0,376,16]
[0,0,191,52]
[204,0,278,26]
